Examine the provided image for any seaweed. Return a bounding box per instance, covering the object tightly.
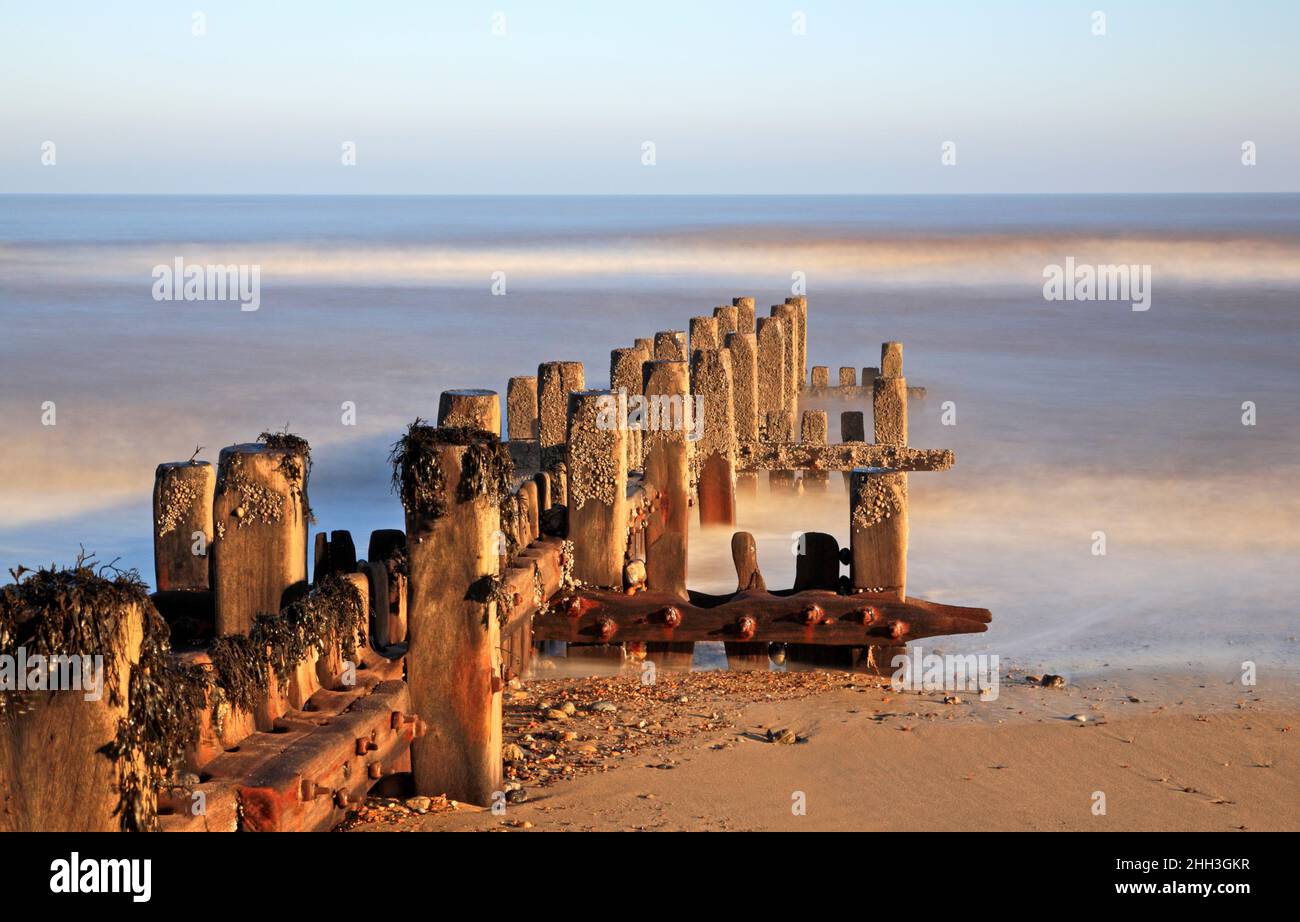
[258,429,314,525]
[2,555,365,832]
[0,551,151,720]
[390,420,512,521]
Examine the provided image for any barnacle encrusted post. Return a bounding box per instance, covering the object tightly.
[712,303,738,338]
[652,330,685,363]
[642,361,690,599]
[437,388,502,438]
[725,330,759,499]
[841,410,866,490]
[849,466,908,601]
[785,295,809,391]
[393,421,508,806]
[689,315,720,352]
[732,295,756,334]
[690,348,737,527]
[211,438,311,638]
[642,360,693,670]
[801,409,830,492]
[537,361,584,470]
[506,375,540,472]
[0,563,147,831]
[152,460,215,592]
[770,302,801,422]
[566,390,628,588]
[610,345,649,473]
[755,316,787,438]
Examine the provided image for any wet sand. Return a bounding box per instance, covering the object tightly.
[344,666,1300,832]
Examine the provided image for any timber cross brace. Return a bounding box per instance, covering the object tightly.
[507,300,992,672]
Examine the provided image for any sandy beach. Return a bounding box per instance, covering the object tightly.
[343,665,1299,833]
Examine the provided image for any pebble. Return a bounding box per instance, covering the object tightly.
[591,701,616,713]
[1041,675,1066,689]
[545,708,569,721]
[502,743,525,761]
[406,796,432,811]
[1070,714,1088,723]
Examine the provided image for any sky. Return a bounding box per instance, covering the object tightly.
[1,0,1297,194]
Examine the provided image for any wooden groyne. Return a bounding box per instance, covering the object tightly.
[0,294,989,832]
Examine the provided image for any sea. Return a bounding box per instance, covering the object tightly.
[2,194,1297,675]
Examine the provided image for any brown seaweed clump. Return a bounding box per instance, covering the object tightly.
[390,420,512,521]
[258,429,314,525]
[2,557,367,831]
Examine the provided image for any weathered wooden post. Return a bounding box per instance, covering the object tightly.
[766,409,798,493]
[855,341,910,601]
[538,361,584,470]
[839,367,857,389]
[874,373,909,448]
[800,410,829,492]
[438,388,501,437]
[755,317,787,438]
[723,532,769,670]
[654,330,688,362]
[841,410,866,488]
[0,567,148,831]
[732,296,756,333]
[395,423,509,805]
[566,390,628,587]
[881,341,904,378]
[810,366,830,392]
[725,331,759,498]
[212,439,310,638]
[691,348,736,526]
[642,360,693,669]
[713,304,738,337]
[785,295,808,393]
[849,469,908,598]
[770,303,800,421]
[153,460,215,592]
[611,346,648,473]
[689,315,720,353]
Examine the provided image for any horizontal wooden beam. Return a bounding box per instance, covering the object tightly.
[736,440,954,473]
[499,536,566,637]
[532,588,989,646]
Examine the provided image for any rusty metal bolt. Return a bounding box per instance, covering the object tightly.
[736,615,757,641]
[333,790,350,809]
[367,763,383,780]
[801,603,823,625]
[859,605,879,625]
[564,596,583,618]
[512,591,522,608]
[597,618,617,642]
[659,605,683,628]
[889,620,908,639]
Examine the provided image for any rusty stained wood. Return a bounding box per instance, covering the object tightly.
[736,440,954,473]
[534,588,990,646]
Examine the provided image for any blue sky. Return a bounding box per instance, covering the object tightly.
[2,1,1297,193]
